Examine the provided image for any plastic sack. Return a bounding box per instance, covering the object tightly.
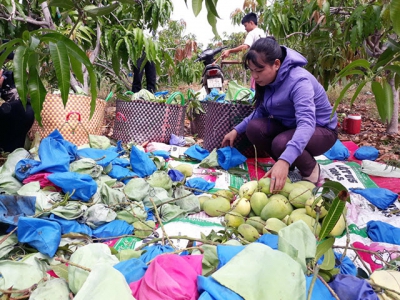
[108,165,138,182]
[217,147,247,170]
[350,187,398,209]
[361,160,400,178]
[84,204,117,228]
[0,195,36,225]
[184,145,210,161]
[69,158,103,179]
[130,254,202,300]
[124,178,151,202]
[139,245,175,264]
[168,169,185,182]
[255,234,279,249]
[29,278,70,300]
[354,146,379,161]
[324,140,350,160]
[225,80,254,102]
[147,150,170,159]
[47,214,92,236]
[147,171,173,190]
[107,140,126,156]
[89,134,111,150]
[217,245,245,269]
[305,276,336,300]
[112,157,130,168]
[130,146,157,178]
[48,129,78,162]
[367,220,400,245]
[204,88,225,102]
[92,220,133,238]
[114,258,148,284]
[17,217,61,257]
[47,172,97,202]
[328,274,378,300]
[334,252,357,276]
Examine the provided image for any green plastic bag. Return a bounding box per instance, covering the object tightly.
[225,80,254,103]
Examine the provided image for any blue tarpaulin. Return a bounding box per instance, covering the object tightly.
[0,195,36,225]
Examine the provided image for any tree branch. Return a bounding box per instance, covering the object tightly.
[40,1,55,30]
[0,13,50,27]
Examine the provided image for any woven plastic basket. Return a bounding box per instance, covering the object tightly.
[30,94,106,146]
[113,92,186,144]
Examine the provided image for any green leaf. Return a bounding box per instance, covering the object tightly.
[321,180,348,198]
[205,0,220,18]
[383,65,400,76]
[319,195,348,241]
[330,81,356,118]
[374,48,397,71]
[48,0,74,9]
[87,66,98,118]
[371,80,388,122]
[112,53,120,77]
[256,0,266,6]
[0,44,17,68]
[192,0,204,17]
[13,45,30,109]
[227,167,248,176]
[69,53,83,83]
[49,41,70,107]
[206,5,219,38]
[50,263,69,281]
[320,248,335,270]
[383,79,394,123]
[349,81,367,107]
[28,53,46,126]
[315,237,335,261]
[390,0,400,36]
[334,59,370,82]
[84,3,119,17]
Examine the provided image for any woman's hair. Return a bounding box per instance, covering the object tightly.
[243,36,283,107]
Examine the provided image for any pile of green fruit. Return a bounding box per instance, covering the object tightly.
[199,178,346,243]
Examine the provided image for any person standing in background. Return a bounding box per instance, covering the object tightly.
[131,52,157,93]
[221,12,265,89]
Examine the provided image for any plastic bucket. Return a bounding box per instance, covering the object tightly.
[343,114,361,134]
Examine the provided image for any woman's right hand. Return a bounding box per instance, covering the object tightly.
[221,129,238,147]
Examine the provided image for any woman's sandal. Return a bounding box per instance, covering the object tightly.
[302,163,321,185]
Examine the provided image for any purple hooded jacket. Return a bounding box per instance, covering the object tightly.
[234,46,337,165]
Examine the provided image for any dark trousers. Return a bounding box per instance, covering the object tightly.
[131,55,156,93]
[0,100,34,153]
[246,118,337,176]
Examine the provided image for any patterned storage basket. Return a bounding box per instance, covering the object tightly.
[203,101,258,158]
[190,101,209,139]
[30,94,106,146]
[113,92,186,144]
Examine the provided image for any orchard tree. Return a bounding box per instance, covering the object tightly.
[0,0,173,124]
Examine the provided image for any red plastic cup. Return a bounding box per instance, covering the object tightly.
[343,114,361,134]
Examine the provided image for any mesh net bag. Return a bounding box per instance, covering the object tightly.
[30,94,106,146]
[113,96,186,144]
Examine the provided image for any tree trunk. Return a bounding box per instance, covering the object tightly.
[387,78,399,134]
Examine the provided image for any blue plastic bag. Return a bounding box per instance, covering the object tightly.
[354,146,379,161]
[198,276,243,300]
[92,220,134,238]
[168,169,185,182]
[17,217,61,257]
[217,245,245,269]
[114,258,148,284]
[108,165,138,182]
[15,136,71,181]
[306,276,336,300]
[334,252,357,276]
[0,195,36,225]
[350,188,398,210]
[139,245,175,264]
[77,148,119,168]
[112,158,130,168]
[255,234,279,250]
[47,172,97,202]
[146,150,170,159]
[324,140,350,160]
[130,146,157,178]
[217,147,247,170]
[367,220,400,245]
[170,134,186,146]
[107,140,125,156]
[47,214,92,236]
[48,130,78,162]
[185,178,215,195]
[328,274,378,300]
[184,145,210,161]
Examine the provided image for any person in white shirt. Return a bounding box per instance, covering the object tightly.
[221,12,265,88]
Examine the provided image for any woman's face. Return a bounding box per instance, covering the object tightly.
[247,58,281,86]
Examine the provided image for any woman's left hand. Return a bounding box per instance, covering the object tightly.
[264,159,290,194]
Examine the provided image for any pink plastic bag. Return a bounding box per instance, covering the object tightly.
[129,254,202,300]
[23,172,61,191]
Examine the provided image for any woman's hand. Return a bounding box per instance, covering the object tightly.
[221,129,238,147]
[264,159,290,194]
[0,69,4,88]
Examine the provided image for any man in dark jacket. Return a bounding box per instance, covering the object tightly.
[0,50,34,153]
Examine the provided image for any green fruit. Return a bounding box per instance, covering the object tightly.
[258,177,271,195]
[238,224,259,242]
[203,196,231,217]
[246,216,266,234]
[250,192,269,216]
[290,208,307,216]
[198,196,211,211]
[212,189,235,202]
[305,196,328,219]
[174,164,193,177]
[248,210,257,217]
[133,220,155,238]
[281,215,290,225]
[239,181,258,200]
[279,182,295,198]
[263,218,287,234]
[224,211,245,228]
[289,187,313,208]
[296,180,316,191]
[260,197,293,221]
[289,213,321,235]
[232,197,251,216]
[329,215,346,237]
